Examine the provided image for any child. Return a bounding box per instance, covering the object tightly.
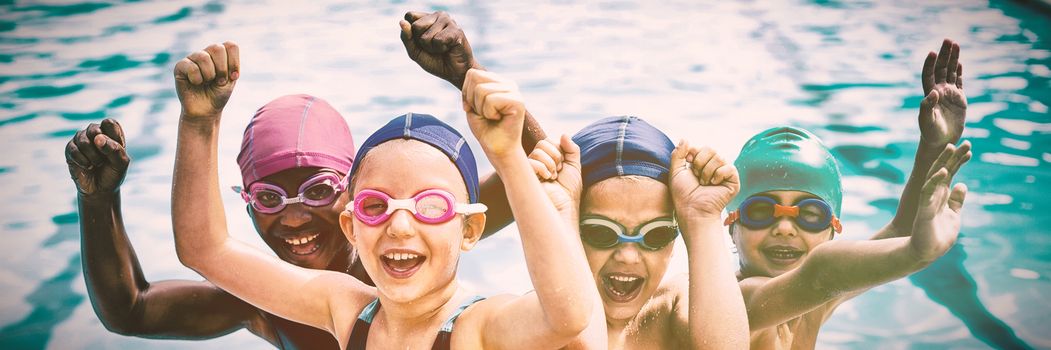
[527,116,749,349]
[727,39,972,350]
[66,35,546,347]
[169,37,596,349]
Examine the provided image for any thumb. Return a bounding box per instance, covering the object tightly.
[559,134,581,169]
[669,139,689,178]
[919,89,940,123]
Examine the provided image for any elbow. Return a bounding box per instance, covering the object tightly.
[547,299,592,338]
[95,303,148,336]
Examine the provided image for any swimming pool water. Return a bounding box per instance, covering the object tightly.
[0,1,1048,349]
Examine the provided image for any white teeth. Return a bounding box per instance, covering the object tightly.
[284,233,319,246]
[610,275,639,282]
[384,253,420,261]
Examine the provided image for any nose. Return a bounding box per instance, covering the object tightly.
[611,243,643,264]
[385,209,416,239]
[771,217,797,237]
[278,203,312,227]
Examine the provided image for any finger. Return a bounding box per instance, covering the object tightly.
[100,118,125,147]
[484,92,524,122]
[934,39,952,84]
[410,12,440,40]
[399,19,420,58]
[174,58,203,85]
[922,167,949,197]
[65,139,90,169]
[462,71,476,112]
[669,139,690,179]
[94,133,130,168]
[419,20,449,52]
[946,41,960,85]
[474,81,515,119]
[535,139,563,170]
[699,151,725,185]
[560,134,582,170]
[529,157,553,180]
[948,183,968,213]
[690,147,717,184]
[404,11,428,22]
[919,89,940,129]
[956,63,963,90]
[205,43,229,85]
[921,51,937,95]
[76,126,105,166]
[947,141,972,178]
[711,163,736,186]
[223,41,240,81]
[529,146,558,178]
[187,50,217,84]
[432,26,464,54]
[926,143,955,180]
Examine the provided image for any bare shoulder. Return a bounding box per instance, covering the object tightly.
[738,275,771,301]
[447,293,517,348]
[323,274,379,341]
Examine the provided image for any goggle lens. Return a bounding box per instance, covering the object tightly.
[579,217,678,251]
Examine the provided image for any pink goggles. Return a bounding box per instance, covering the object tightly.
[233,172,347,214]
[346,189,488,226]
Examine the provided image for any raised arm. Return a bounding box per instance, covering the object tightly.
[462,69,594,348]
[528,137,609,349]
[667,142,749,349]
[169,42,369,343]
[875,38,969,240]
[741,150,969,330]
[400,10,547,237]
[66,120,269,341]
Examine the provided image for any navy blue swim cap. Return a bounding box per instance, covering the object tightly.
[573,116,675,189]
[350,113,480,203]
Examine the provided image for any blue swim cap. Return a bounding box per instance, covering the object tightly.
[350,113,480,203]
[573,116,675,190]
[730,126,843,216]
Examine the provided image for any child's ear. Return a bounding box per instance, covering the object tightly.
[461,213,486,252]
[340,211,357,245]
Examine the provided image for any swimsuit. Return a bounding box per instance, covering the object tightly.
[346,295,485,350]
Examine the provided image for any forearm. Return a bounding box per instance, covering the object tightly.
[477,172,512,238]
[172,116,228,268]
[882,143,942,239]
[494,154,593,335]
[79,191,150,333]
[683,217,748,349]
[171,115,349,333]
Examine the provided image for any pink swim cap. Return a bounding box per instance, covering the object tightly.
[237,94,355,187]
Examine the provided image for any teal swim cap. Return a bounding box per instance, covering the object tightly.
[729,126,843,216]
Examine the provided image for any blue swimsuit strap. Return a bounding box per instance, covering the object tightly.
[357,298,381,324]
[357,295,484,327]
[440,295,485,333]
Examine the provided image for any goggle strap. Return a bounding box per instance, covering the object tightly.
[773,204,799,217]
[724,211,739,226]
[831,216,843,233]
[455,203,488,215]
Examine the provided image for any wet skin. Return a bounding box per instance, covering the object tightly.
[580,176,674,327]
[250,167,354,271]
[344,139,484,305]
[732,190,834,279]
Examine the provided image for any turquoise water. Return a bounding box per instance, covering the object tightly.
[0,1,1048,349]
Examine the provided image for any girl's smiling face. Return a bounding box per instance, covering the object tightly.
[341,139,485,303]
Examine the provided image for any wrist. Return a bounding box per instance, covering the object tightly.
[79,190,120,207]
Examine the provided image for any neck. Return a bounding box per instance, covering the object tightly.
[377,279,462,332]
